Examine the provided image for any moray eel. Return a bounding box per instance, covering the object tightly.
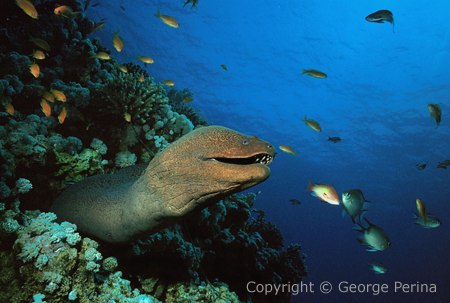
[51,126,275,243]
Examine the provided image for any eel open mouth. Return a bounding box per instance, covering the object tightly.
[213,153,274,165]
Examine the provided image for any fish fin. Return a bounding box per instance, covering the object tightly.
[366,248,377,252]
[364,217,374,226]
[353,224,364,233]
[358,211,367,223]
[356,238,366,245]
[341,209,347,218]
[306,180,314,192]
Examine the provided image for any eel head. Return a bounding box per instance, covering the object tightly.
[146,125,275,216]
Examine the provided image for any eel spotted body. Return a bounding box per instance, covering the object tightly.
[51,126,275,243]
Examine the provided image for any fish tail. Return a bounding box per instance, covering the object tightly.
[306,180,314,191]
[364,217,373,226]
[353,223,364,232]
[155,8,161,18]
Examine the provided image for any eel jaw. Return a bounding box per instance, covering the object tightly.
[201,151,276,192]
[210,152,274,166]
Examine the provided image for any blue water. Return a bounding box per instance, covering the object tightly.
[88,0,450,301]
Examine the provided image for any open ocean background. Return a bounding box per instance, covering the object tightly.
[88,0,450,301]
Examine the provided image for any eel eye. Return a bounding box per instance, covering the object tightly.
[242,138,249,145]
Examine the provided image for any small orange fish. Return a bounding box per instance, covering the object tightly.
[30,63,40,78]
[40,99,52,117]
[113,32,124,52]
[182,96,193,103]
[95,51,111,60]
[124,112,131,122]
[54,5,77,17]
[32,50,45,60]
[29,37,51,51]
[58,107,67,124]
[307,181,340,205]
[5,103,15,116]
[118,65,128,73]
[416,198,427,224]
[138,75,145,83]
[16,0,38,19]
[155,10,179,28]
[43,91,55,102]
[279,145,296,156]
[137,56,154,64]
[50,89,66,102]
[303,116,322,132]
[162,80,175,87]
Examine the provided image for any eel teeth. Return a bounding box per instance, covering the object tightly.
[259,154,273,165]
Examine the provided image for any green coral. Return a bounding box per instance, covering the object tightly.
[1,206,160,303]
[86,65,195,162]
[54,148,107,181]
[167,88,207,127]
[165,281,239,303]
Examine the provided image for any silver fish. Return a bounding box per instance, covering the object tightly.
[355,218,390,252]
[370,262,387,275]
[414,214,441,229]
[342,189,368,223]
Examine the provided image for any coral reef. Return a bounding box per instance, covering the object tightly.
[54,148,107,181]
[167,88,207,127]
[0,204,160,303]
[129,194,306,302]
[86,68,196,160]
[165,281,240,302]
[0,0,306,302]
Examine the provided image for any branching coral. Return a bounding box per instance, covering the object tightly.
[0,204,160,303]
[54,148,107,181]
[0,114,105,209]
[165,281,239,302]
[130,194,307,302]
[87,66,195,161]
[167,88,207,127]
